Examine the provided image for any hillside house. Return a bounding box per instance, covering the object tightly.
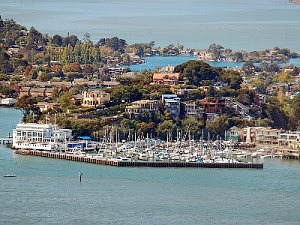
[153,73,180,85]
[125,100,160,115]
[82,90,110,108]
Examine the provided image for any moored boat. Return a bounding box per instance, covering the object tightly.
[3,174,16,177]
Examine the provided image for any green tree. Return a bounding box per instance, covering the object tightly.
[0,15,3,30]
[59,92,72,109]
[182,117,203,138]
[236,88,256,105]
[26,26,46,50]
[263,99,288,129]
[120,118,137,132]
[105,37,126,53]
[15,94,38,118]
[52,35,63,46]
[255,118,273,127]
[137,122,154,136]
[220,70,243,89]
[277,88,285,104]
[0,85,16,97]
[0,48,14,74]
[291,93,300,126]
[110,86,127,104]
[207,115,230,137]
[242,61,257,76]
[276,72,292,83]
[63,34,79,47]
[206,85,216,97]
[0,73,9,81]
[174,60,219,86]
[207,43,224,59]
[157,120,175,140]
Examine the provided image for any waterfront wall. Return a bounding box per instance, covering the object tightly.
[15,150,263,169]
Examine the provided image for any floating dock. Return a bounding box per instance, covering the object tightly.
[15,150,263,169]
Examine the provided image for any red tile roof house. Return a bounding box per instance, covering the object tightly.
[153,73,180,85]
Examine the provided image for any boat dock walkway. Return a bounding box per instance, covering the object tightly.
[0,137,13,145]
[15,150,263,169]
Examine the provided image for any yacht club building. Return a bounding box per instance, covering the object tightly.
[12,123,72,151]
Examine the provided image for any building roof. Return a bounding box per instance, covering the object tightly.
[30,88,46,92]
[165,98,180,103]
[153,73,179,80]
[15,123,57,130]
[20,87,31,92]
[84,89,109,95]
[102,81,120,86]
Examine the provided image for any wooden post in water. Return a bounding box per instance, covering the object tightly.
[79,171,83,183]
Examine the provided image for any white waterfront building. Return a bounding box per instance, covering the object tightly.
[13,123,72,151]
[1,98,17,106]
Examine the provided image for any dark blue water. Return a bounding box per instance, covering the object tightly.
[0,108,300,224]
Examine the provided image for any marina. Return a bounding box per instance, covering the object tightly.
[11,122,300,168]
[0,94,299,225]
[11,122,268,168]
[14,150,263,169]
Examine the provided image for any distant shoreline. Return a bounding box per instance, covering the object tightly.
[289,0,300,4]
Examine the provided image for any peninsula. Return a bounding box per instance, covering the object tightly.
[1,16,300,161]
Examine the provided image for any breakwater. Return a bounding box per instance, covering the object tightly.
[15,150,263,169]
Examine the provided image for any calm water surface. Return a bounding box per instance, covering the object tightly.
[0,108,300,225]
[0,0,300,51]
[129,56,300,72]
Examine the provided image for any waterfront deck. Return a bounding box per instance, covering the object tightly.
[15,150,263,169]
[0,137,13,144]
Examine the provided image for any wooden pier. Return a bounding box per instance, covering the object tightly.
[0,137,13,145]
[15,150,263,169]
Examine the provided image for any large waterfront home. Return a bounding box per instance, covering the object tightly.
[125,99,160,115]
[82,90,110,108]
[12,123,72,151]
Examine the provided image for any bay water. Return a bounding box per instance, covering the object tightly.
[0,0,300,51]
[0,108,300,224]
[128,56,300,72]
